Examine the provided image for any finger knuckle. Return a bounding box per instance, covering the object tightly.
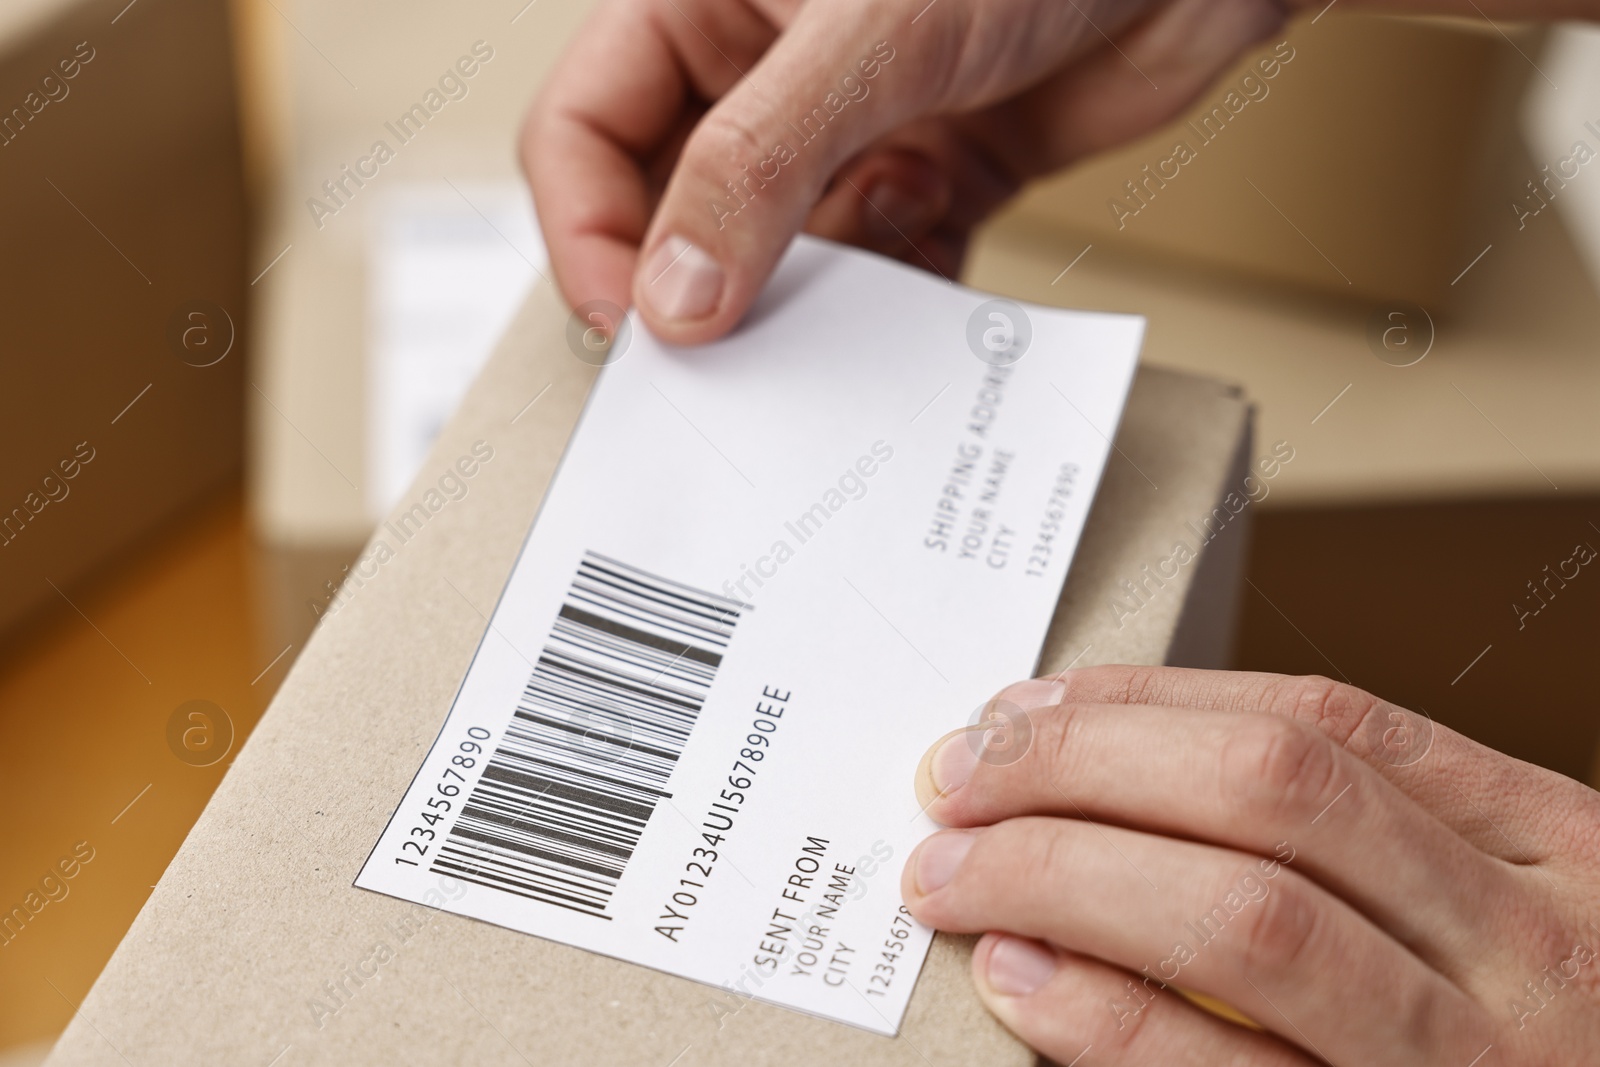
[1552,783,1600,862]
[1033,702,1089,788]
[1510,907,1600,1007]
[1079,664,1164,706]
[686,109,770,173]
[1280,674,1386,740]
[1010,817,1075,892]
[1393,971,1484,1052]
[1220,717,1342,825]
[1238,873,1324,979]
[1085,974,1163,1055]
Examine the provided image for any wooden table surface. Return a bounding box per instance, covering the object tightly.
[0,488,277,1054]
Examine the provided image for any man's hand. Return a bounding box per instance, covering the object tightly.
[902,666,1600,1065]
[522,0,1295,343]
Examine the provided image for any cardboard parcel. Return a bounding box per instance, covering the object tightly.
[47,279,1252,1066]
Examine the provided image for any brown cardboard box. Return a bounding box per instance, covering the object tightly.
[0,0,248,638]
[1011,14,1541,308]
[44,278,1252,1066]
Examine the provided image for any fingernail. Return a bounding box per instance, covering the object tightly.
[930,732,979,794]
[641,236,723,322]
[985,936,1057,997]
[862,181,935,244]
[995,678,1066,713]
[914,831,975,894]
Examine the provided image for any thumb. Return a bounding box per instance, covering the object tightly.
[631,4,932,343]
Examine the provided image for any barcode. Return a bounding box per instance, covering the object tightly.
[431,551,744,918]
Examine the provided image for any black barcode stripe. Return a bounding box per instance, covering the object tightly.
[432,552,743,918]
[517,667,692,758]
[585,553,738,616]
[560,604,724,667]
[580,555,735,619]
[565,586,732,658]
[577,566,737,635]
[533,653,700,716]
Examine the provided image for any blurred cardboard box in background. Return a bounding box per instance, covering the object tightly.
[236,0,572,660]
[0,0,248,638]
[1014,15,1543,308]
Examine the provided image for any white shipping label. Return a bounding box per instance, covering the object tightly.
[356,237,1144,1035]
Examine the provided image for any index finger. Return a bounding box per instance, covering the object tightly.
[1047,665,1568,858]
[521,0,782,313]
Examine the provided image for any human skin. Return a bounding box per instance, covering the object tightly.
[521,0,1600,344]
[903,666,1600,1065]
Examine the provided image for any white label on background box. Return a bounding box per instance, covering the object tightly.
[357,236,1144,1035]
[367,182,545,518]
